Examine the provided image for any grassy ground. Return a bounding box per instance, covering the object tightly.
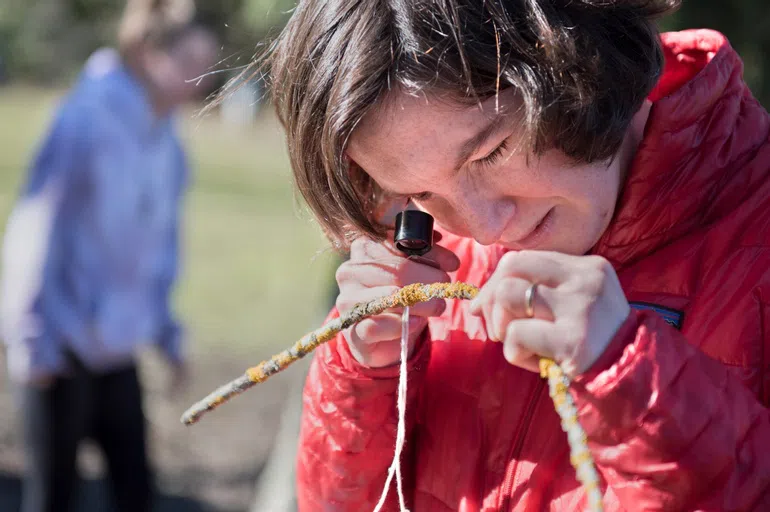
[0,85,338,511]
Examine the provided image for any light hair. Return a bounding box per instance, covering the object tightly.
[118,0,196,57]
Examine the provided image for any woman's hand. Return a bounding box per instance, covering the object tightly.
[336,233,460,368]
[469,250,630,378]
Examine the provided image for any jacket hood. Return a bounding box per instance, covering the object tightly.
[594,29,770,268]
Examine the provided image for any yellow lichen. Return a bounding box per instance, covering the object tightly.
[398,283,430,305]
[312,327,337,347]
[540,358,554,378]
[571,451,593,466]
[246,364,267,383]
[183,280,603,512]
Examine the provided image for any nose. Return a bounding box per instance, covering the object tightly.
[457,193,516,246]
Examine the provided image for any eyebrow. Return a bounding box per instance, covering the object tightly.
[454,114,511,170]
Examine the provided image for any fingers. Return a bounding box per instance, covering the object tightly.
[350,233,460,273]
[336,286,400,313]
[503,319,578,377]
[417,242,460,272]
[339,234,459,367]
[404,298,447,318]
[500,341,541,374]
[495,250,570,287]
[466,250,625,377]
[469,277,554,319]
[337,287,446,319]
[352,313,427,345]
[338,260,452,289]
[469,276,555,341]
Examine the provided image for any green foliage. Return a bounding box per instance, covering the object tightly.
[0,0,295,84]
[660,1,770,107]
[1,1,768,103]
[0,0,117,83]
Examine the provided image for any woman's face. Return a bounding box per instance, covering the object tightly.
[347,91,646,255]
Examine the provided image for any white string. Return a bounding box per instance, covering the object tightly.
[373,305,411,512]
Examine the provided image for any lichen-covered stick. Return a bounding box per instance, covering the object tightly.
[180,282,604,512]
[180,282,478,425]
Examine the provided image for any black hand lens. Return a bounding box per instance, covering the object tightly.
[394,210,434,257]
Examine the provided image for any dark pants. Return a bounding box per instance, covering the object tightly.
[18,355,152,512]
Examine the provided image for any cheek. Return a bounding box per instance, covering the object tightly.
[593,175,622,220]
[594,197,619,237]
[418,197,478,238]
[563,173,622,243]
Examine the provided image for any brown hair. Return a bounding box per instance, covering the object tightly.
[259,0,680,249]
[118,0,197,57]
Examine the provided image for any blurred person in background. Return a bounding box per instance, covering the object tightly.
[0,1,218,511]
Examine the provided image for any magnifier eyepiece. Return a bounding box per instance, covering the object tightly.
[394,210,434,257]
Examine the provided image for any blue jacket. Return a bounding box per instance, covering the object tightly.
[1,49,188,383]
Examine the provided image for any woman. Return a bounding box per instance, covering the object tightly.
[1,1,217,511]
[261,0,770,510]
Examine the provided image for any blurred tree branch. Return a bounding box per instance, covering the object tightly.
[0,0,295,87]
[2,1,767,106]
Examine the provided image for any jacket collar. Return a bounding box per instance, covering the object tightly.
[593,29,770,268]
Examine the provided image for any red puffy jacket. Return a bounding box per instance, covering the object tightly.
[296,30,770,511]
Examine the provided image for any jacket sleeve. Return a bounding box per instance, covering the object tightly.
[296,310,432,511]
[1,100,91,383]
[571,310,770,510]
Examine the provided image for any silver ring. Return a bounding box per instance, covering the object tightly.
[524,283,538,318]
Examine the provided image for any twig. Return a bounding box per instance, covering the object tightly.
[180,282,604,512]
[540,359,603,511]
[180,283,478,425]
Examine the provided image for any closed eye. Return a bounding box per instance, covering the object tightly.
[475,138,509,169]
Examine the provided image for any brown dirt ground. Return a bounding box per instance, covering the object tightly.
[0,347,308,512]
